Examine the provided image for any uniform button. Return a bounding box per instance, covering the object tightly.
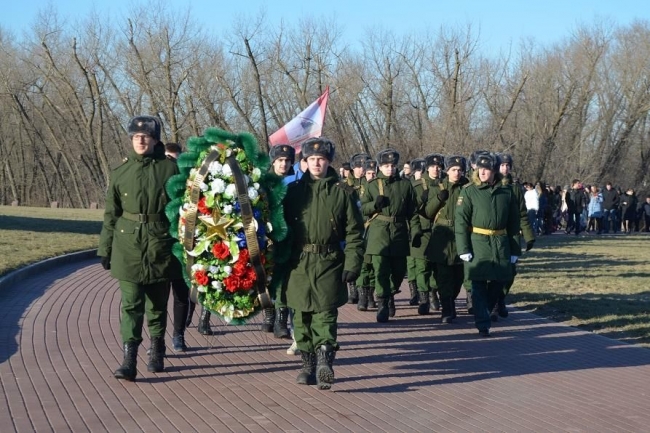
[120,229,124,233]
[124,193,128,196]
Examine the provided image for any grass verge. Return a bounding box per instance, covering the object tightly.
[0,206,103,277]
[511,232,650,347]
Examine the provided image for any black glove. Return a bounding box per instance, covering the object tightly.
[374,195,388,211]
[437,190,450,202]
[525,240,535,252]
[421,189,430,203]
[100,256,111,270]
[342,270,359,283]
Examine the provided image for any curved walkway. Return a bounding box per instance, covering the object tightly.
[1,257,650,432]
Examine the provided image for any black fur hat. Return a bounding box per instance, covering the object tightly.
[301,137,335,161]
[424,153,445,168]
[498,153,513,168]
[127,115,161,141]
[365,160,377,172]
[376,148,400,166]
[411,158,426,172]
[445,155,466,170]
[269,144,296,165]
[475,152,500,171]
[350,153,371,168]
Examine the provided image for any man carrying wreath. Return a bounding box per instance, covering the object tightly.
[280,137,364,390]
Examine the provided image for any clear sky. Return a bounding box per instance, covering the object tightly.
[2,0,649,56]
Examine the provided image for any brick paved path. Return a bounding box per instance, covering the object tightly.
[1,257,650,432]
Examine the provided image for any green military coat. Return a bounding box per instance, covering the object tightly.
[281,166,364,312]
[454,172,520,281]
[98,144,181,284]
[360,172,422,257]
[410,174,435,259]
[502,173,535,255]
[424,175,469,265]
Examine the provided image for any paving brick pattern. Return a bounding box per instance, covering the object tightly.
[1,258,650,432]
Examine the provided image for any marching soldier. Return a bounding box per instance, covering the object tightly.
[281,137,364,390]
[98,115,180,381]
[424,155,469,323]
[406,158,427,307]
[365,160,377,182]
[455,152,521,337]
[361,149,422,322]
[356,159,378,311]
[342,153,371,304]
[261,144,298,339]
[494,153,535,320]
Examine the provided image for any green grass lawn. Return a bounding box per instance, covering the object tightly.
[2,205,649,347]
[511,233,650,347]
[0,206,103,276]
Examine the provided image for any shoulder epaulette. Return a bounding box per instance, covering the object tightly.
[111,157,129,171]
[335,182,356,194]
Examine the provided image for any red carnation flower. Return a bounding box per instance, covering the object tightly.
[197,196,211,215]
[223,275,241,293]
[212,242,230,260]
[194,270,209,286]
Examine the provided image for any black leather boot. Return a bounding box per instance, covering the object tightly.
[497,294,509,318]
[440,297,454,324]
[417,291,430,315]
[357,286,369,311]
[432,290,441,311]
[367,288,377,309]
[198,308,214,335]
[147,336,165,373]
[316,344,336,390]
[296,351,316,385]
[376,297,390,323]
[114,342,138,381]
[185,301,196,327]
[260,307,275,333]
[388,295,396,317]
[347,283,359,304]
[408,281,419,306]
[273,307,291,339]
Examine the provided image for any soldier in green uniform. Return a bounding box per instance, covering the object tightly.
[343,153,371,304]
[494,153,535,320]
[454,153,521,337]
[424,155,469,323]
[406,158,426,307]
[98,115,180,381]
[356,159,378,311]
[360,149,422,322]
[281,137,364,390]
[261,144,297,339]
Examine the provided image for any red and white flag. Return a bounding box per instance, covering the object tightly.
[269,86,329,152]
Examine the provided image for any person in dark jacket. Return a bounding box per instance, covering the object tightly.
[281,137,364,390]
[98,115,180,381]
[601,182,620,233]
[565,179,586,235]
[620,188,638,234]
[642,195,650,232]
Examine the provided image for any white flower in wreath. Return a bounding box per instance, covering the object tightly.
[209,161,223,176]
[248,187,259,201]
[222,163,233,177]
[253,182,260,190]
[210,178,226,194]
[251,167,261,182]
[226,149,233,157]
[197,285,207,293]
[199,181,209,192]
[223,265,232,275]
[266,222,273,233]
[211,281,223,291]
[224,183,237,199]
[223,204,233,214]
[209,265,219,274]
[191,263,206,272]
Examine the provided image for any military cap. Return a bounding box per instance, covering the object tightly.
[498,153,513,168]
[365,160,377,172]
[350,152,371,168]
[301,137,335,161]
[469,149,489,166]
[269,144,296,165]
[342,162,351,170]
[411,158,426,172]
[424,153,445,168]
[475,152,499,170]
[127,115,161,141]
[376,148,400,166]
[445,155,466,170]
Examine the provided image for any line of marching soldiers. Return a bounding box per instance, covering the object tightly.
[267,145,536,337]
[341,149,535,335]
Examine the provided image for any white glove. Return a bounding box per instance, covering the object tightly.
[459,253,473,262]
[510,256,519,264]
